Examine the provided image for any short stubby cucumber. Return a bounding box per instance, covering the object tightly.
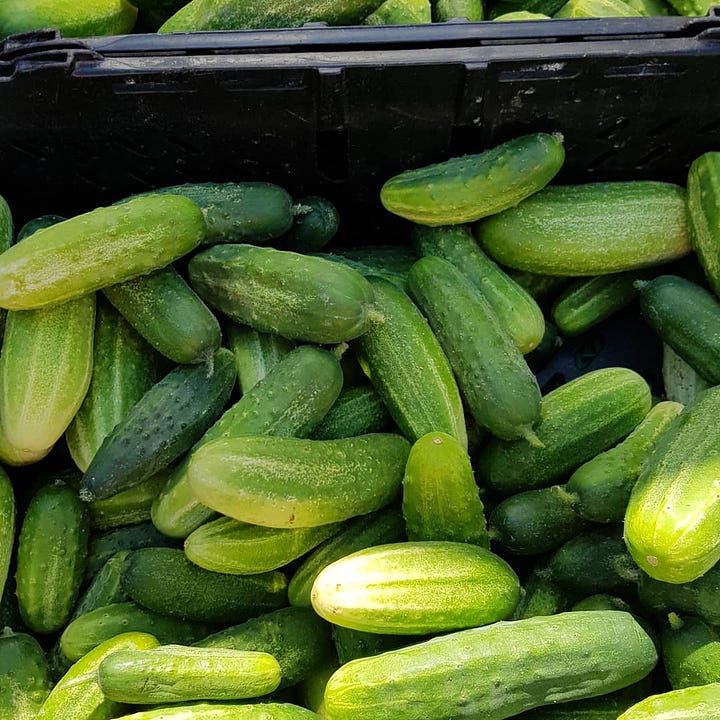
[617,683,720,720]
[662,614,720,689]
[0,468,14,599]
[0,195,206,310]
[688,152,720,295]
[311,385,391,440]
[311,541,520,634]
[364,0,432,24]
[663,344,710,405]
[188,434,410,528]
[283,196,340,253]
[380,133,565,226]
[112,703,320,719]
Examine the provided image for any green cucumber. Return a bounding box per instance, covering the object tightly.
[113,704,320,719]
[72,551,131,621]
[567,400,683,523]
[1,294,95,453]
[228,323,294,395]
[188,434,410,529]
[413,224,545,353]
[298,658,338,716]
[325,245,419,287]
[0,468,14,598]
[618,683,720,720]
[66,299,158,473]
[402,431,488,546]
[0,425,51,466]
[311,541,520,634]
[16,484,89,634]
[364,0,432,23]
[662,614,720,689]
[478,367,652,495]
[16,215,65,242]
[688,153,720,293]
[152,345,342,539]
[288,505,406,608]
[189,244,375,344]
[283,196,340,253]
[380,133,564,226]
[0,572,24,631]
[38,632,160,720]
[0,628,53,719]
[89,471,168,530]
[323,611,658,720]
[313,253,408,291]
[625,385,720,583]
[663,343,710,405]
[572,594,632,612]
[507,270,570,302]
[554,0,642,16]
[512,567,570,619]
[332,626,420,664]
[639,275,720,384]
[195,606,335,688]
[494,10,552,17]
[433,0,484,20]
[478,182,690,276]
[526,321,562,371]
[104,266,221,365]
[98,646,281,703]
[0,194,11,247]
[488,0,567,17]
[311,385,391,440]
[0,195,205,311]
[81,347,236,502]
[122,547,288,623]
[665,0,715,13]
[351,277,467,447]
[408,256,542,442]
[623,0,675,14]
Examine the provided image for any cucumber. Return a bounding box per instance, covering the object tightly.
[72,551,131,621]
[314,252,408,291]
[478,182,690,276]
[81,347,236,502]
[1,294,95,453]
[625,385,720,583]
[152,345,342,539]
[494,10,552,17]
[402,431,488,546]
[0,195,205,311]
[98,646,281,703]
[0,194,11,247]
[478,367,652,496]
[104,267,221,365]
[188,434,410,529]
[112,704,320,719]
[89,471,168,530]
[38,632,160,720]
[16,215,65,242]
[288,505,406,608]
[122,547,288,623]
[323,611,658,720]
[409,256,542,442]
[195,606,335,688]
[554,0,642,16]
[639,275,720,385]
[311,385,391,440]
[623,0,676,13]
[283,196,340,253]
[567,400,682,523]
[0,628,53,720]
[0,426,50,466]
[298,659,338,716]
[512,567,570,619]
[433,0,484,19]
[663,343,710,405]
[0,467,13,598]
[489,0,567,17]
[413,225,545,353]
[666,0,715,13]
[0,571,24,631]
[662,614,720,689]
[380,133,564,226]
[189,245,375,344]
[16,483,89,634]
[688,153,720,293]
[332,626,420,663]
[364,0,432,23]
[311,541,520,634]
[618,683,720,720]
[228,323,294,395]
[351,277,467,447]
[572,594,632,612]
[66,299,158,473]
[327,245,419,284]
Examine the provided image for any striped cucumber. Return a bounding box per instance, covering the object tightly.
[380,133,565,226]
[434,0,484,19]
[352,277,467,447]
[555,0,642,16]
[688,152,720,294]
[188,434,410,529]
[0,468,13,599]
[113,704,320,719]
[662,614,720,689]
[364,0,432,23]
[72,551,131,621]
[311,385,391,440]
[663,343,710,405]
[81,347,236,501]
[89,471,168,530]
[618,683,720,720]
[408,256,542,443]
[283,196,340,253]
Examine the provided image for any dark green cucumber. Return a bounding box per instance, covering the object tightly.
[298,658,338,716]
[413,225,545,353]
[402,431,488,546]
[104,266,221,365]
[311,385,391,440]
[0,193,12,248]
[323,611,658,720]
[351,277,467,447]
[81,347,236,502]
[639,275,720,385]
[283,196,339,253]
[364,0,432,23]
[332,626,421,664]
[0,467,14,599]
[618,683,720,720]
[512,567,571,620]
[188,434,410,529]
[554,0,642,17]
[72,551,131,621]
[526,321,562,372]
[0,628,53,720]
[688,153,720,295]
[122,547,288,623]
[66,299,158,473]
[408,256,542,443]
[16,215,65,242]
[314,253,408,291]
[0,572,24,631]
[189,244,375,344]
[478,367,652,496]
[572,594,632,612]
[507,270,571,302]
[663,343,710,405]
[622,0,676,14]
[433,0,484,19]
[288,505,406,608]
[152,345,342,539]
[16,484,89,633]
[478,182,690,276]
[317,245,419,290]
[662,614,720,689]
[195,606,335,688]
[381,133,564,226]
[112,703,320,719]
[89,471,168,530]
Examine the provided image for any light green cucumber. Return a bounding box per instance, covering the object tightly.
[0,467,14,599]
[663,343,710,405]
[555,0,642,16]
[688,153,720,293]
[298,658,339,716]
[311,385,391,440]
[618,683,720,719]
[283,196,339,253]
[434,0,484,20]
[494,10,551,17]
[623,0,675,14]
[71,551,131,621]
[572,594,632,612]
[662,614,720,689]
[665,0,715,15]
[113,703,320,719]
[0,425,50,466]
[364,0,432,23]
[89,471,168,530]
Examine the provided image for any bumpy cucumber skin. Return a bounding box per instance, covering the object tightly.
[111,703,320,719]
[478,182,690,276]
[1,293,95,453]
[352,277,467,447]
[189,244,375,344]
[413,225,544,353]
[478,367,652,496]
[364,0,432,24]
[152,345,342,539]
[16,484,89,634]
[409,256,542,442]
[0,195,205,310]
[663,343,710,405]
[688,153,720,294]
[188,434,410,529]
[434,0,484,20]
[311,385,391,440]
[0,468,14,600]
[66,299,157,472]
[71,551,131,621]
[89,471,168,530]
[662,615,720,690]
[323,611,657,720]
[618,683,720,720]
[283,196,340,253]
[311,541,520,634]
[555,0,641,17]
[81,347,236,501]
[380,133,565,226]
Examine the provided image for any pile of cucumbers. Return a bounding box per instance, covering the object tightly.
[1,132,720,720]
